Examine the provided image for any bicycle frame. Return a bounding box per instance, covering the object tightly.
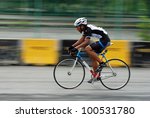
[72,49,116,79]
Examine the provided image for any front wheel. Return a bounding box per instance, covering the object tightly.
[100,59,130,90]
[53,58,85,89]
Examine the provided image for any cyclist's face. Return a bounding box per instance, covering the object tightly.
[76,26,82,33]
[76,25,84,33]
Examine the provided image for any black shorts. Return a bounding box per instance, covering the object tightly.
[90,40,110,53]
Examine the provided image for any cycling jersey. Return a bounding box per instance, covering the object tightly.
[82,24,110,43]
[82,24,110,53]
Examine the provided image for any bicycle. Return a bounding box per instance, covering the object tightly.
[53,44,130,90]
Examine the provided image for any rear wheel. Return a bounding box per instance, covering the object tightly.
[100,59,130,90]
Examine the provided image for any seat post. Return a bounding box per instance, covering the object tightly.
[101,50,108,62]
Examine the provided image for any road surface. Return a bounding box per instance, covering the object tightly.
[0,66,149,101]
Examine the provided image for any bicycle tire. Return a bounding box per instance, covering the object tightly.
[100,59,130,90]
[53,58,85,89]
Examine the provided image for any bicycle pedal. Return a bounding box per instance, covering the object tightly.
[87,79,93,83]
[88,78,100,84]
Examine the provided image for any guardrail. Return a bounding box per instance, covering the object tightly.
[0,40,20,65]
[0,39,149,67]
[21,38,60,65]
[131,41,150,67]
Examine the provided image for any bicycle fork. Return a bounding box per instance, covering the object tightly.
[67,57,79,76]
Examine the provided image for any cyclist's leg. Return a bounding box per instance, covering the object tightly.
[84,45,101,72]
[85,41,106,76]
[85,41,104,61]
[85,41,110,83]
[85,43,102,83]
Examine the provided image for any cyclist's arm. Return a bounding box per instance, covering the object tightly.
[72,36,85,47]
[75,37,90,49]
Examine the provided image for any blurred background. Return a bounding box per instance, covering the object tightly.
[0,0,149,66]
[0,0,149,40]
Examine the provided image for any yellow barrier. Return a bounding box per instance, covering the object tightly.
[100,40,131,66]
[21,39,59,65]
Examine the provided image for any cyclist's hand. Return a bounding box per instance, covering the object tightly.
[68,46,74,54]
[71,47,78,53]
[70,47,78,57]
[68,46,74,52]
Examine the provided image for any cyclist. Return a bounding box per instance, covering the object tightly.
[68,17,111,83]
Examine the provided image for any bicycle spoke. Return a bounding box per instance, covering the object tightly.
[53,58,85,89]
[100,59,130,90]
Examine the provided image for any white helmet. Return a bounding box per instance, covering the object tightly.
[74,17,87,27]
